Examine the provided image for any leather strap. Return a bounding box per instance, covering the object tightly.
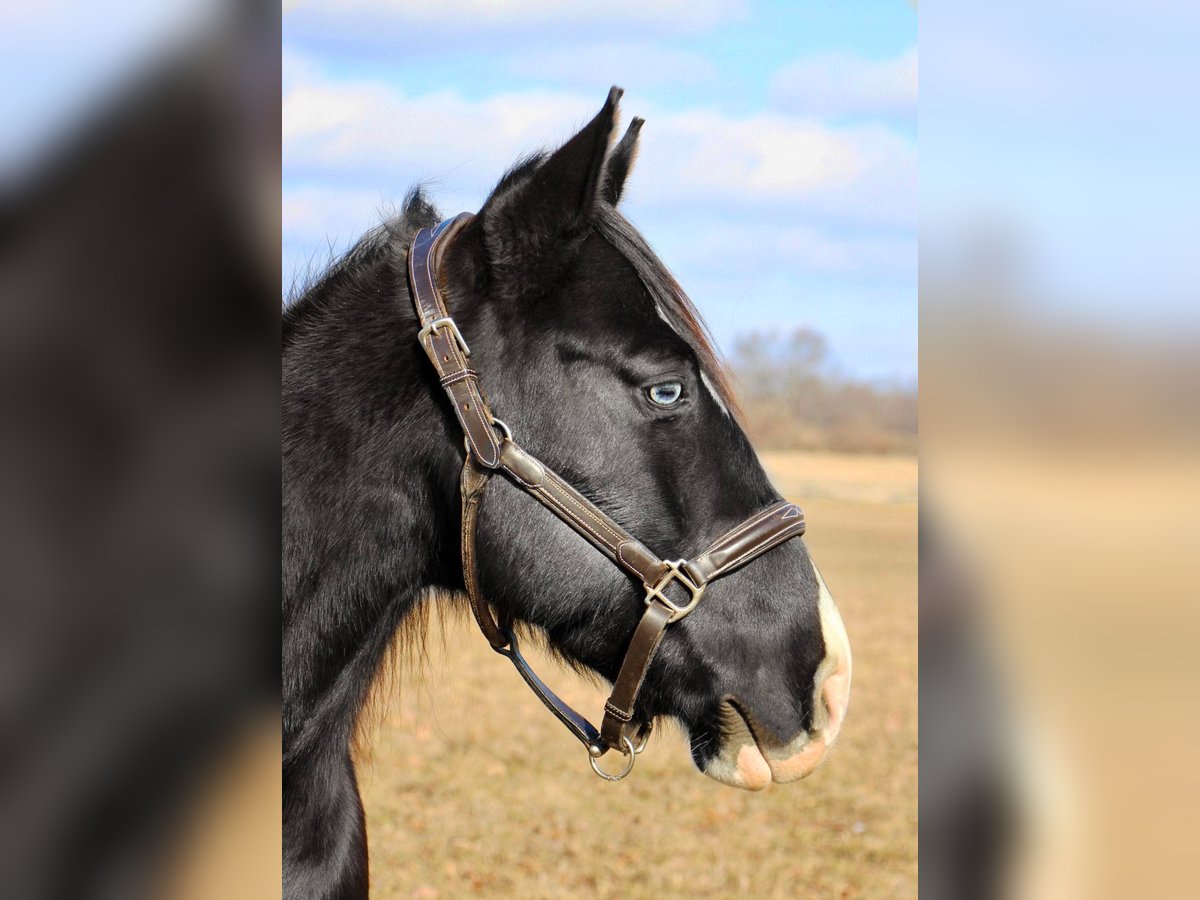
[460,452,605,747]
[408,214,503,468]
[600,599,674,747]
[597,499,807,746]
[408,218,809,766]
[685,500,807,583]
[500,441,668,586]
[460,455,506,650]
[496,627,603,748]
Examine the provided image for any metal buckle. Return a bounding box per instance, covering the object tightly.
[644,561,705,623]
[417,316,470,357]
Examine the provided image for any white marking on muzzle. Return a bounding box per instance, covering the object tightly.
[810,561,852,739]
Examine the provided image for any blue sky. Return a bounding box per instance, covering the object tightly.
[283,1,918,384]
[921,1,1200,330]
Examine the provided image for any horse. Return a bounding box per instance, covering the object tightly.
[283,88,852,900]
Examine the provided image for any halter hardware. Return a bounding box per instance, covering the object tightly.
[644,561,705,623]
[407,214,808,781]
[589,735,637,781]
[417,316,470,357]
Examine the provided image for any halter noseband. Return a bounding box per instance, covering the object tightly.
[408,214,807,781]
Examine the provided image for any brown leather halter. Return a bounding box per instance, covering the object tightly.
[409,214,808,780]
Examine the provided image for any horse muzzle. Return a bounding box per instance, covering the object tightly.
[700,566,852,791]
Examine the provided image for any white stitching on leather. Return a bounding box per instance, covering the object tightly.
[418,224,500,466]
[616,541,633,569]
[616,541,654,578]
[710,521,805,579]
[502,457,545,488]
[417,235,451,375]
[542,477,622,546]
[439,369,478,387]
[604,701,633,721]
[702,503,782,554]
[465,382,500,464]
[537,487,614,551]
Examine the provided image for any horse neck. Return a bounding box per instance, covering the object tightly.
[283,245,461,763]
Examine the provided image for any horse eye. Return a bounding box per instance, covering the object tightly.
[647,381,683,407]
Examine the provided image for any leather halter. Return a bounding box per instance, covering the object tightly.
[408,214,808,780]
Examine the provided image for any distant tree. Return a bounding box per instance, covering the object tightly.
[729,328,916,453]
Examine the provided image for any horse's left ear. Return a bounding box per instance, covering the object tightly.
[602,117,643,205]
[477,87,621,270]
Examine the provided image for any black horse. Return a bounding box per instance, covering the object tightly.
[283,89,852,900]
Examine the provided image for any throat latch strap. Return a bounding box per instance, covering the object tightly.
[411,217,808,779]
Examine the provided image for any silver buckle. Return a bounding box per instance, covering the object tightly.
[644,561,705,623]
[417,316,470,357]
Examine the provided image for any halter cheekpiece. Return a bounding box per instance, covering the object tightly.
[408,214,808,781]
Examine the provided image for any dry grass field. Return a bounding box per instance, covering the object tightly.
[358,452,917,899]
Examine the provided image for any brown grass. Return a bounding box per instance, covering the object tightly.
[358,453,917,898]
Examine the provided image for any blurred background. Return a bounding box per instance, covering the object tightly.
[921,2,1200,899]
[283,2,917,899]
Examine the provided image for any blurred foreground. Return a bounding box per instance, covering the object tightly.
[1,3,280,898]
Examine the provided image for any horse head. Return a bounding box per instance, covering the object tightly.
[434,89,852,789]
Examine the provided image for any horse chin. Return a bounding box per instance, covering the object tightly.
[694,699,836,792]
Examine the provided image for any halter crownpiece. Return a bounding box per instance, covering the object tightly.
[408,214,808,781]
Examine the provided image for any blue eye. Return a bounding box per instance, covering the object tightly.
[647,381,683,407]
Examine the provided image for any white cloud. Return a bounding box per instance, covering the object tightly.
[282,46,324,93]
[286,0,744,30]
[630,110,915,223]
[771,48,917,118]
[282,77,915,225]
[506,42,717,90]
[283,82,599,202]
[282,186,389,246]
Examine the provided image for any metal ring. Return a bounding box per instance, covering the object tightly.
[488,416,513,443]
[463,417,514,458]
[588,735,637,781]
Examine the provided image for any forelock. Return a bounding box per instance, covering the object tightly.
[593,206,742,421]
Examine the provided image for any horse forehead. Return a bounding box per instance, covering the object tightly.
[575,242,655,309]
[552,264,675,346]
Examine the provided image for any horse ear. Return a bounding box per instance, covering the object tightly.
[478,87,621,265]
[602,117,643,205]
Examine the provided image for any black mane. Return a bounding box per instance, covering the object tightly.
[283,189,439,349]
